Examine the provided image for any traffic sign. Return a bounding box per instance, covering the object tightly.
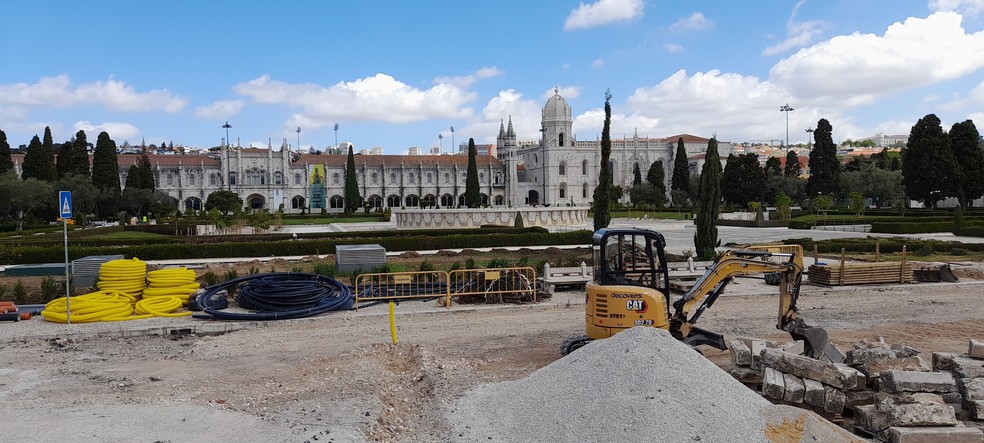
[59,191,73,219]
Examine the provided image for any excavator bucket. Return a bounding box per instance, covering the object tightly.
[794,326,844,363]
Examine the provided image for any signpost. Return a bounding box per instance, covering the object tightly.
[59,191,72,325]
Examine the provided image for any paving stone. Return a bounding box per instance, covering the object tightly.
[887,426,984,443]
[730,340,752,367]
[780,340,805,355]
[762,367,785,400]
[880,370,957,393]
[970,340,984,360]
[729,365,761,384]
[855,404,891,433]
[760,348,863,389]
[887,403,957,427]
[848,347,899,366]
[782,373,805,403]
[803,378,825,407]
[823,384,846,414]
[862,356,931,379]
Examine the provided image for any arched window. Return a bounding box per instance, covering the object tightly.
[229,172,237,186]
[210,173,219,186]
[368,195,383,208]
[608,161,615,183]
[387,195,401,207]
[427,173,433,184]
[184,197,203,211]
[329,195,344,209]
[390,172,397,183]
[582,160,588,175]
[480,194,489,206]
[494,195,504,206]
[294,173,302,185]
[442,194,455,207]
[371,173,378,184]
[559,162,566,176]
[408,173,416,184]
[479,172,485,182]
[559,183,567,199]
[405,194,420,207]
[247,194,264,209]
[558,133,565,147]
[494,172,502,184]
[332,173,340,185]
[188,173,196,185]
[291,195,305,210]
[166,174,174,186]
[444,173,450,183]
[274,172,283,185]
[582,183,588,198]
[422,194,437,207]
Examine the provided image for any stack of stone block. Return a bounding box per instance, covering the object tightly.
[933,339,984,422]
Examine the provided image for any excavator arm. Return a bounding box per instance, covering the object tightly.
[669,248,843,362]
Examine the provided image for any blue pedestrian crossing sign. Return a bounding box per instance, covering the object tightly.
[59,191,73,219]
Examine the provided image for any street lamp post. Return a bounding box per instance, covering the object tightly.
[450,126,455,155]
[780,103,794,151]
[296,126,301,152]
[438,133,443,154]
[222,121,232,148]
[333,123,339,153]
[806,127,814,151]
[222,121,232,190]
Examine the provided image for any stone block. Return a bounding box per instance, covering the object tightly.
[887,404,957,427]
[848,347,899,366]
[760,348,863,389]
[729,366,761,384]
[823,384,846,414]
[780,340,805,355]
[876,392,945,412]
[730,340,752,367]
[862,356,931,379]
[935,353,984,377]
[751,340,768,370]
[855,404,891,433]
[762,367,785,400]
[969,400,984,420]
[890,344,921,358]
[935,352,960,371]
[943,392,963,403]
[803,378,825,407]
[960,377,984,401]
[880,370,957,393]
[887,426,983,443]
[845,389,876,407]
[782,373,805,403]
[970,339,984,360]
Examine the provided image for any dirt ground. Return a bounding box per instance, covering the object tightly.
[2,273,984,442]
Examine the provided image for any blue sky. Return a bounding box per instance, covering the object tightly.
[1,0,983,153]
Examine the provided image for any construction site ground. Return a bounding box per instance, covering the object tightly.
[2,270,984,442]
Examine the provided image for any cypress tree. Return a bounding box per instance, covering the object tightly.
[592,90,613,231]
[671,137,689,191]
[902,114,954,208]
[647,160,667,204]
[138,152,155,191]
[344,146,361,213]
[0,130,13,174]
[22,135,55,181]
[56,140,72,178]
[92,131,121,217]
[124,165,142,189]
[949,120,983,207]
[465,138,481,207]
[764,157,782,177]
[632,163,642,185]
[70,130,90,177]
[694,137,722,260]
[806,119,840,197]
[784,150,801,177]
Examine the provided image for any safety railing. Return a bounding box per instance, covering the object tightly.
[353,266,538,309]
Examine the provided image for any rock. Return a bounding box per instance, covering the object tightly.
[970,339,984,360]
[875,392,945,412]
[730,340,752,367]
[780,340,805,355]
[823,385,846,414]
[845,390,876,407]
[782,373,805,403]
[880,370,957,394]
[729,366,761,384]
[803,379,825,407]
[942,392,963,404]
[762,367,785,400]
[855,405,891,433]
[847,347,899,366]
[862,356,931,379]
[760,348,864,390]
[750,340,768,370]
[934,353,984,378]
[887,403,957,427]
[960,377,984,401]
[887,426,983,443]
[968,400,984,420]
[890,344,921,358]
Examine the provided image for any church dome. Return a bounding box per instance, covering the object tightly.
[542,87,572,123]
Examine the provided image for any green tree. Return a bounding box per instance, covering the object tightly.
[148,191,176,218]
[70,130,91,177]
[901,114,955,208]
[783,150,801,177]
[632,163,642,185]
[694,137,722,260]
[646,160,667,205]
[91,131,121,217]
[775,192,792,220]
[849,191,865,218]
[204,190,243,215]
[138,152,155,191]
[344,146,361,213]
[120,187,153,216]
[671,137,689,192]
[764,157,782,177]
[0,130,12,174]
[721,153,764,208]
[124,165,142,190]
[464,138,481,207]
[54,174,99,223]
[0,172,52,232]
[949,120,983,207]
[806,119,840,197]
[22,134,57,182]
[592,90,613,231]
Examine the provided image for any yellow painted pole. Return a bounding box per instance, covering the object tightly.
[389,301,398,344]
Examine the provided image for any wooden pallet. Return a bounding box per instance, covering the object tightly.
[808,262,913,286]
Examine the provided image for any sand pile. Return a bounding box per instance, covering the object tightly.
[447,327,861,442]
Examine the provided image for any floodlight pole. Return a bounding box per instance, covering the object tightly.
[780,104,794,151]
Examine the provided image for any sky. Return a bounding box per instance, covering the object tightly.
[1,0,983,154]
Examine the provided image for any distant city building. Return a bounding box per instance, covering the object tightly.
[859,133,908,147]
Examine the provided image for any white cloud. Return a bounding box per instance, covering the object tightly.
[195,100,245,120]
[564,0,644,31]
[543,86,581,100]
[669,12,713,32]
[591,59,605,68]
[562,63,571,69]
[0,75,186,113]
[433,66,504,88]
[762,1,826,56]
[968,112,984,123]
[770,12,984,107]
[664,43,684,53]
[73,120,140,140]
[235,73,477,130]
[971,80,984,102]
[457,89,543,144]
[930,0,984,17]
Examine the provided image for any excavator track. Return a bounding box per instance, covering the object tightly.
[561,335,593,356]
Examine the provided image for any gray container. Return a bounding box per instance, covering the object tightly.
[72,255,125,289]
[335,244,386,273]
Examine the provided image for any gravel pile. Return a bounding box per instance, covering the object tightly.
[447,327,860,442]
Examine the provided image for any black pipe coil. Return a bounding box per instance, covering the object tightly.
[193,272,352,321]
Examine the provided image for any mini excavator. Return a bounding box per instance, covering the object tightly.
[561,228,842,362]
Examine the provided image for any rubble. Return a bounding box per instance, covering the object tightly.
[760,347,864,390]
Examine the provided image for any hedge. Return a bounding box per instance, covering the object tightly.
[781,237,984,254]
[870,221,956,234]
[0,230,593,264]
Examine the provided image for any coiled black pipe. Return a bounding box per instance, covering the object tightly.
[193,272,352,321]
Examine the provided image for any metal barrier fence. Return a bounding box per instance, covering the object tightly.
[744,244,805,266]
[354,270,450,309]
[353,267,538,309]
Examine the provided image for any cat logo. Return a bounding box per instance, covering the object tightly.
[626,300,647,312]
